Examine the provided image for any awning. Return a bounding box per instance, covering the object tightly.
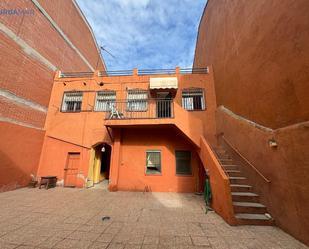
[149,77,178,89]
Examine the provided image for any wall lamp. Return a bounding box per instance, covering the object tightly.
[268,138,278,148]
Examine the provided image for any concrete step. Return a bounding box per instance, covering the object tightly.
[231,192,259,202]
[233,201,267,214]
[225,170,242,177]
[219,158,234,163]
[230,184,252,192]
[216,154,231,159]
[222,164,239,170]
[229,176,247,184]
[235,213,274,226]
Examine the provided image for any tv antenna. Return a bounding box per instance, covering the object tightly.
[100,45,116,59]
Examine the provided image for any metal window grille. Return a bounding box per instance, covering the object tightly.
[95,91,116,111]
[182,89,205,110]
[175,150,192,175]
[146,151,161,174]
[62,92,83,112]
[127,90,148,111]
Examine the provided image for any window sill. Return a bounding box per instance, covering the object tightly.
[184,108,207,112]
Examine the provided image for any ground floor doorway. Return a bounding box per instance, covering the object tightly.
[64,152,80,187]
[88,143,111,188]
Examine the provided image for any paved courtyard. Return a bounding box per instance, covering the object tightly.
[0,188,307,249]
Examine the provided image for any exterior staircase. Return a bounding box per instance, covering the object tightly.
[214,147,274,226]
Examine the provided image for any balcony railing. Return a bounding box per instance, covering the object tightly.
[104,99,174,120]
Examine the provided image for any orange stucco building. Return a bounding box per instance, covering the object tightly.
[38,67,217,193]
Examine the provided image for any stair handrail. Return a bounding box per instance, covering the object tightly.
[208,143,229,177]
[222,135,271,183]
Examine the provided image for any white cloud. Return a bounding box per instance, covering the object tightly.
[76,0,206,70]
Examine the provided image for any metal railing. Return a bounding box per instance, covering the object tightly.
[221,135,271,183]
[59,68,209,78]
[104,99,174,120]
[59,71,94,78]
[97,67,209,77]
[180,67,209,74]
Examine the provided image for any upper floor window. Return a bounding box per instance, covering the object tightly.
[175,150,192,175]
[61,92,82,112]
[182,88,205,111]
[146,150,161,175]
[95,91,116,111]
[127,90,148,111]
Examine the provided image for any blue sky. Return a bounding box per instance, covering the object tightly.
[76,0,206,71]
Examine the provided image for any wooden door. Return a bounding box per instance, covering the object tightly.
[64,152,80,187]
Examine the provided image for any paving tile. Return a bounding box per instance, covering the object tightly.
[97,233,115,243]
[141,245,157,249]
[128,235,144,245]
[143,236,159,245]
[88,241,109,249]
[0,241,19,249]
[0,188,306,249]
[175,236,192,245]
[191,236,210,246]
[159,235,175,245]
[53,238,79,248]
[36,237,64,248]
[67,230,100,241]
[124,244,142,249]
[107,243,125,249]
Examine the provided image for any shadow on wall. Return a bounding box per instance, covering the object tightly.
[216,106,309,245]
[0,122,45,192]
[0,150,31,192]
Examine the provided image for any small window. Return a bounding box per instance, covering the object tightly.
[146,150,161,175]
[175,150,192,175]
[95,91,116,111]
[182,89,205,110]
[127,90,148,111]
[61,92,83,112]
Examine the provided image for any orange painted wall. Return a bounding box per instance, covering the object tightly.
[194,0,309,129]
[0,122,45,191]
[38,69,217,192]
[194,0,309,244]
[216,108,309,245]
[0,0,105,190]
[117,128,200,192]
[38,136,90,188]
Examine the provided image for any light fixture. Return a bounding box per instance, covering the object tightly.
[268,138,278,148]
[101,146,105,152]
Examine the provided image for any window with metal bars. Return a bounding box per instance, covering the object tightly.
[146,150,161,175]
[127,90,148,111]
[182,88,205,111]
[175,150,192,175]
[95,91,116,111]
[61,92,83,112]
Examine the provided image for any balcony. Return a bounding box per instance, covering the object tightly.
[104,99,175,127]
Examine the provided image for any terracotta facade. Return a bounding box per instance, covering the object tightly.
[194,0,309,244]
[37,68,217,193]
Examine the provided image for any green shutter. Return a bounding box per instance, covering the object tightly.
[175,151,192,175]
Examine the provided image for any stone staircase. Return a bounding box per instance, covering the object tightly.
[214,147,274,226]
